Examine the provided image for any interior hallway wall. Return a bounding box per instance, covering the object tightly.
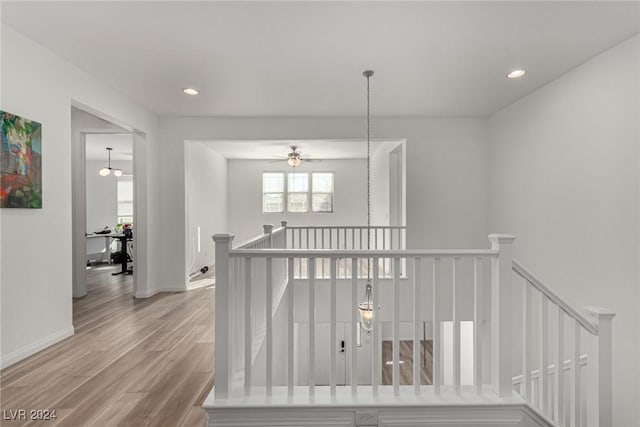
[186,142,228,276]
[0,26,160,368]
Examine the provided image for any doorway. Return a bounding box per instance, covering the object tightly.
[70,106,141,299]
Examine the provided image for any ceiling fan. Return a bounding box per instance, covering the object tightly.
[269,145,317,167]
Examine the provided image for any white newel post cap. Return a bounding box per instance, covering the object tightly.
[584,306,616,320]
[488,234,516,250]
[263,224,274,235]
[213,234,235,244]
[488,234,516,244]
[280,221,288,228]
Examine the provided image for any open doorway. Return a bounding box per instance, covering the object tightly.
[84,134,134,288]
[70,107,139,299]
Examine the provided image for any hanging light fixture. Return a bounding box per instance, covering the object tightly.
[358,70,374,332]
[287,146,302,167]
[99,147,123,177]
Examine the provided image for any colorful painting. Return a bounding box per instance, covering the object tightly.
[1,111,42,208]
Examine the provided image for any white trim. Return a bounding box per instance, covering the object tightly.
[134,289,159,298]
[0,326,74,369]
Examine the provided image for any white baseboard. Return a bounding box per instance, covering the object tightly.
[0,325,75,370]
[134,288,159,298]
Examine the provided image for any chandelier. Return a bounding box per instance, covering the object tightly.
[99,147,123,177]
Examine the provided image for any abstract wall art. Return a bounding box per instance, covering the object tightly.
[1,111,42,208]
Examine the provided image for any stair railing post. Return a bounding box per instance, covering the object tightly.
[263,224,274,248]
[585,306,616,427]
[489,234,516,397]
[281,221,288,249]
[213,233,235,399]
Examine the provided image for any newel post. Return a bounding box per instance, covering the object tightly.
[488,234,516,397]
[585,306,616,427]
[281,221,288,249]
[213,233,235,399]
[263,224,274,248]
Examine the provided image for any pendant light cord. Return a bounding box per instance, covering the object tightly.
[364,70,373,282]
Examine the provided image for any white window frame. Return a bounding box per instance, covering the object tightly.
[262,171,336,214]
[311,172,334,213]
[117,175,134,224]
[262,172,286,213]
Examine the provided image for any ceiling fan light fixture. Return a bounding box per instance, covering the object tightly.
[99,167,111,176]
[288,155,301,167]
[113,169,123,177]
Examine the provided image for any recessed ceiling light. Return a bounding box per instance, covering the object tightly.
[183,87,199,96]
[506,69,526,79]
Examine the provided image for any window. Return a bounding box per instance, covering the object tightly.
[262,171,335,213]
[288,173,309,212]
[263,172,285,213]
[117,176,134,224]
[312,172,334,212]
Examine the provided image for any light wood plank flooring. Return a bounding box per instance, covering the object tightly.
[0,265,214,427]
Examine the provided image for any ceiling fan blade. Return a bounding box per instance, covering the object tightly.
[268,159,287,163]
[303,158,321,162]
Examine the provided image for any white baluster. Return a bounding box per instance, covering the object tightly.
[287,257,294,396]
[372,259,380,395]
[330,257,337,396]
[572,319,580,427]
[309,257,316,395]
[266,257,273,396]
[433,257,441,395]
[541,296,549,416]
[523,280,532,401]
[556,307,565,425]
[413,257,422,394]
[473,257,482,394]
[453,257,461,395]
[244,257,252,395]
[351,257,358,395]
[393,257,400,396]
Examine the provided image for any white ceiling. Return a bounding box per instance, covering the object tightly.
[194,139,401,160]
[3,2,639,117]
[85,134,133,162]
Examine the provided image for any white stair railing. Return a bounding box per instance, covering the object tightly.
[512,260,615,427]
[212,225,614,427]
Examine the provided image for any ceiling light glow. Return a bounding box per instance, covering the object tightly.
[507,69,526,79]
[183,87,199,96]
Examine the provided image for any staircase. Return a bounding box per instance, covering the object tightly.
[203,223,614,427]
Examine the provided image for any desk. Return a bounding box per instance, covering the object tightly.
[86,233,117,264]
[110,234,133,276]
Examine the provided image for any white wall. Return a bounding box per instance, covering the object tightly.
[186,142,228,275]
[227,159,367,245]
[489,35,640,426]
[370,141,404,227]
[159,117,490,290]
[0,26,159,368]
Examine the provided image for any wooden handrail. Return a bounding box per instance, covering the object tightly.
[513,259,598,335]
[284,225,406,229]
[234,226,285,249]
[230,248,498,258]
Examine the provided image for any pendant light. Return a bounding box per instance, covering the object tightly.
[99,147,123,177]
[357,70,374,332]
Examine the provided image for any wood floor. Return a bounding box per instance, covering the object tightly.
[0,265,214,427]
